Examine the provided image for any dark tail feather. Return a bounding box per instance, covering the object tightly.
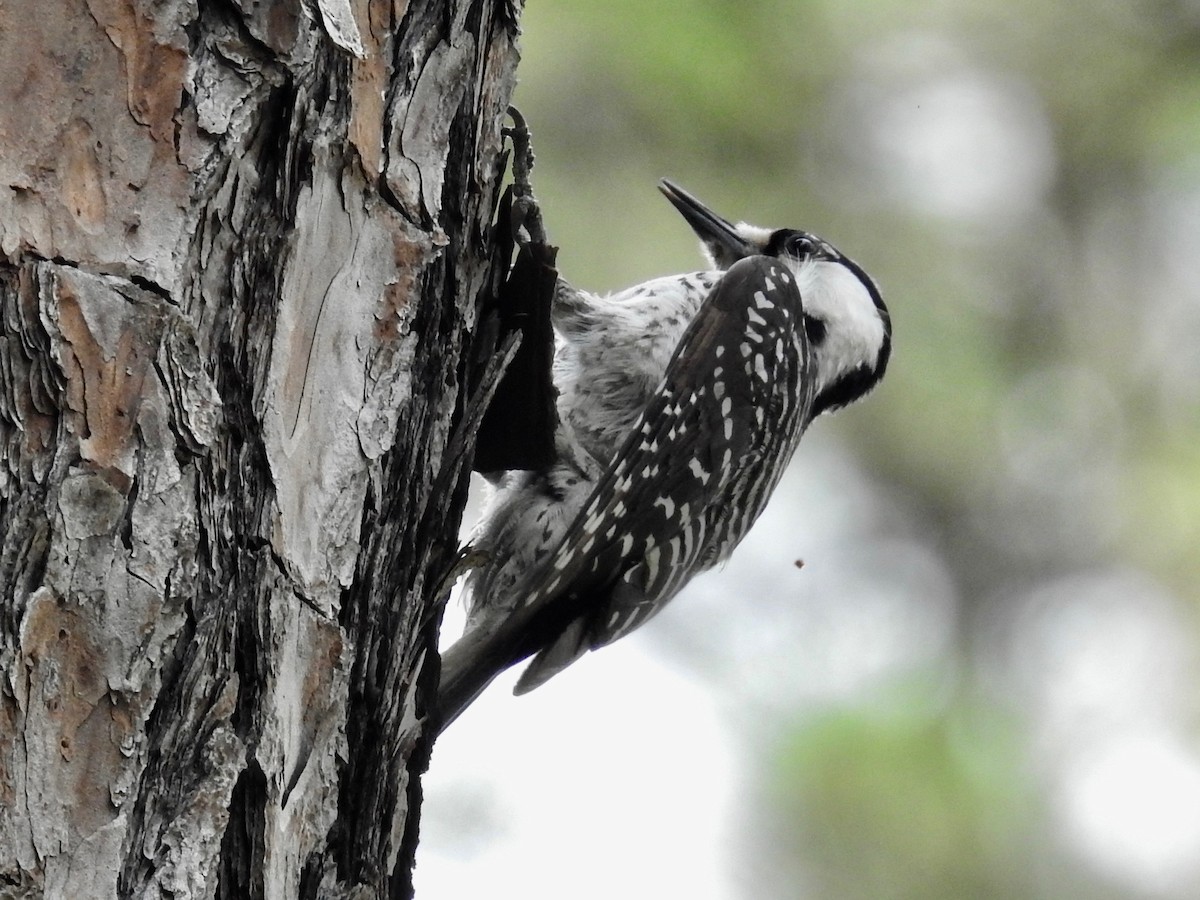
[437,586,588,732]
[436,609,550,734]
[512,617,589,695]
[435,627,507,735]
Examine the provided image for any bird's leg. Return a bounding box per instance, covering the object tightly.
[503,105,547,246]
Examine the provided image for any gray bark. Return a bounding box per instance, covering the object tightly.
[0,0,521,896]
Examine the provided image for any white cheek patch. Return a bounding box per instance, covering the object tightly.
[789,259,886,393]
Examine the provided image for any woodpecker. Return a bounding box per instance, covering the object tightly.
[439,180,891,731]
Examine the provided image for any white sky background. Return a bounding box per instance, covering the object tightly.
[415,27,1200,899]
[419,633,741,900]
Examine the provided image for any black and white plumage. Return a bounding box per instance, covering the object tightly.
[439,180,891,731]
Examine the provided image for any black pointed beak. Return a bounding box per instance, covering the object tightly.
[658,179,757,267]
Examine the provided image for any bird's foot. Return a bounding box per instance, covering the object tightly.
[503,106,547,245]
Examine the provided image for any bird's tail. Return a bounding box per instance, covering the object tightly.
[435,627,506,735]
[436,605,553,734]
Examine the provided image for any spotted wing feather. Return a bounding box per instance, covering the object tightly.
[515,255,816,689]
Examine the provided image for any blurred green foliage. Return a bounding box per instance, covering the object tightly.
[763,690,1035,899]
[511,0,1200,896]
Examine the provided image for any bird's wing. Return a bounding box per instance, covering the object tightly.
[513,254,816,691]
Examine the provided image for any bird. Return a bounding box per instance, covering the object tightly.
[438,179,891,732]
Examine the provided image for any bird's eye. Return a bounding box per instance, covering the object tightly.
[787,235,818,258]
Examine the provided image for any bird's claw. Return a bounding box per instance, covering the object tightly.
[503,105,547,245]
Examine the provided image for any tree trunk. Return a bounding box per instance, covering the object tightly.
[0,0,520,896]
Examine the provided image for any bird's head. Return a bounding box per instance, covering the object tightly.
[659,178,891,416]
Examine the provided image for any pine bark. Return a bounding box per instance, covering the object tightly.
[0,0,520,896]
